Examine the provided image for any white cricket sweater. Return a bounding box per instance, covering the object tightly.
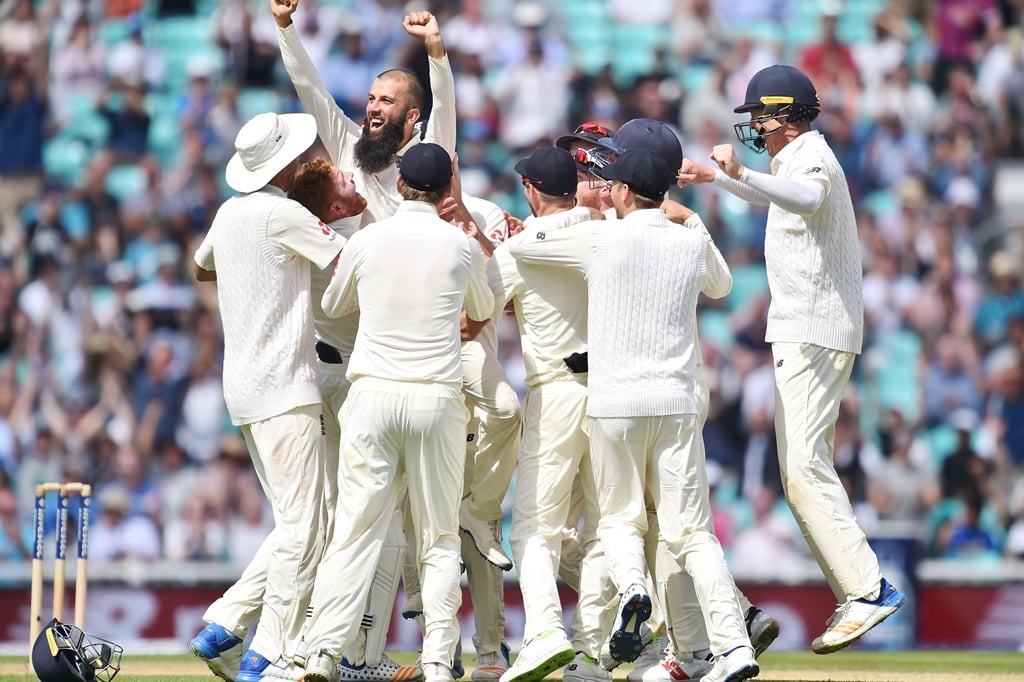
[321,201,495,385]
[509,210,731,417]
[715,131,864,354]
[195,186,343,425]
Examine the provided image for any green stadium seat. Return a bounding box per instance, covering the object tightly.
[43,137,91,186]
[237,88,282,120]
[105,164,148,202]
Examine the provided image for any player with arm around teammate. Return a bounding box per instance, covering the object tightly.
[299,143,494,682]
[188,112,343,682]
[510,150,760,682]
[677,64,906,655]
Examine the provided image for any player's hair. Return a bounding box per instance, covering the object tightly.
[376,69,425,112]
[289,157,335,221]
[399,183,447,206]
[634,195,662,210]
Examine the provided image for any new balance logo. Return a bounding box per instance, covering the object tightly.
[536,232,546,240]
[776,359,784,367]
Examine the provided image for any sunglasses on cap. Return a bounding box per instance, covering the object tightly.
[571,121,612,137]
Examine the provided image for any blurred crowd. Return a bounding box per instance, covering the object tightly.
[2,0,1024,578]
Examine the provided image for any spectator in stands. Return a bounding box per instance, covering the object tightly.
[930,0,1002,95]
[729,487,809,580]
[797,8,860,89]
[0,64,47,256]
[924,334,984,427]
[98,80,152,164]
[975,250,1024,351]
[90,484,161,562]
[868,426,940,529]
[941,409,993,503]
[0,471,31,560]
[164,495,226,561]
[49,15,106,126]
[943,493,1001,559]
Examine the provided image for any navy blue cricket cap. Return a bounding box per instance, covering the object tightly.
[599,118,683,178]
[598,149,671,201]
[514,147,577,197]
[399,142,453,191]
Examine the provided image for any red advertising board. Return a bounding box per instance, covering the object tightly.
[2,581,1022,651]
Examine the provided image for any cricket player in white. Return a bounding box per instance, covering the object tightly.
[300,143,495,682]
[273,0,455,225]
[490,147,617,682]
[189,112,344,682]
[288,159,424,682]
[678,63,906,655]
[510,150,759,682]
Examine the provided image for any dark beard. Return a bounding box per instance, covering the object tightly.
[354,119,406,175]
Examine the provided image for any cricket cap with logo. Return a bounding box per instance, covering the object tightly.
[514,147,577,197]
[599,118,683,188]
[225,112,318,193]
[598,149,672,201]
[398,142,453,191]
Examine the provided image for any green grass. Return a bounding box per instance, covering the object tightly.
[2,650,1022,681]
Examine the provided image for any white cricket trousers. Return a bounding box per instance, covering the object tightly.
[589,415,750,655]
[318,360,406,666]
[304,378,468,667]
[654,371,752,654]
[510,380,614,656]
[203,403,327,662]
[772,342,882,601]
[461,338,521,521]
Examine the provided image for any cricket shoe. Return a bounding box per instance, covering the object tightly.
[500,629,574,682]
[339,655,424,682]
[607,584,652,664]
[563,653,612,682]
[701,647,758,682]
[236,650,273,682]
[811,578,906,655]
[472,644,511,682]
[424,663,455,682]
[304,651,339,682]
[255,658,308,681]
[599,624,654,671]
[189,623,244,681]
[624,638,667,682]
[744,607,779,658]
[639,651,713,682]
[459,500,513,571]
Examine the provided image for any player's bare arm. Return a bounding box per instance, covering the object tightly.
[193,262,216,282]
[403,11,446,60]
[270,0,298,28]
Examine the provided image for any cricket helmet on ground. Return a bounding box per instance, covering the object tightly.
[32,618,123,682]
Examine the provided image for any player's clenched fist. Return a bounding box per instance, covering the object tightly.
[709,143,745,180]
[676,158,715,187]
[403,11,440,39]
[271,0,298,27]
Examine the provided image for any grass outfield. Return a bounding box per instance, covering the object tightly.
[1,650,1021,681]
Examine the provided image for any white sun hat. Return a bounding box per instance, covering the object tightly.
[225,112,318,193]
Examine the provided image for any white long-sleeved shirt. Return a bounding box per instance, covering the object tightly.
[278,23,457,227]
[310,221,359,358]
[488,206,593,387]
[509,209,731,418]
[195,187,343,424]
[321,201,494,386]
[713,130,864,354]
